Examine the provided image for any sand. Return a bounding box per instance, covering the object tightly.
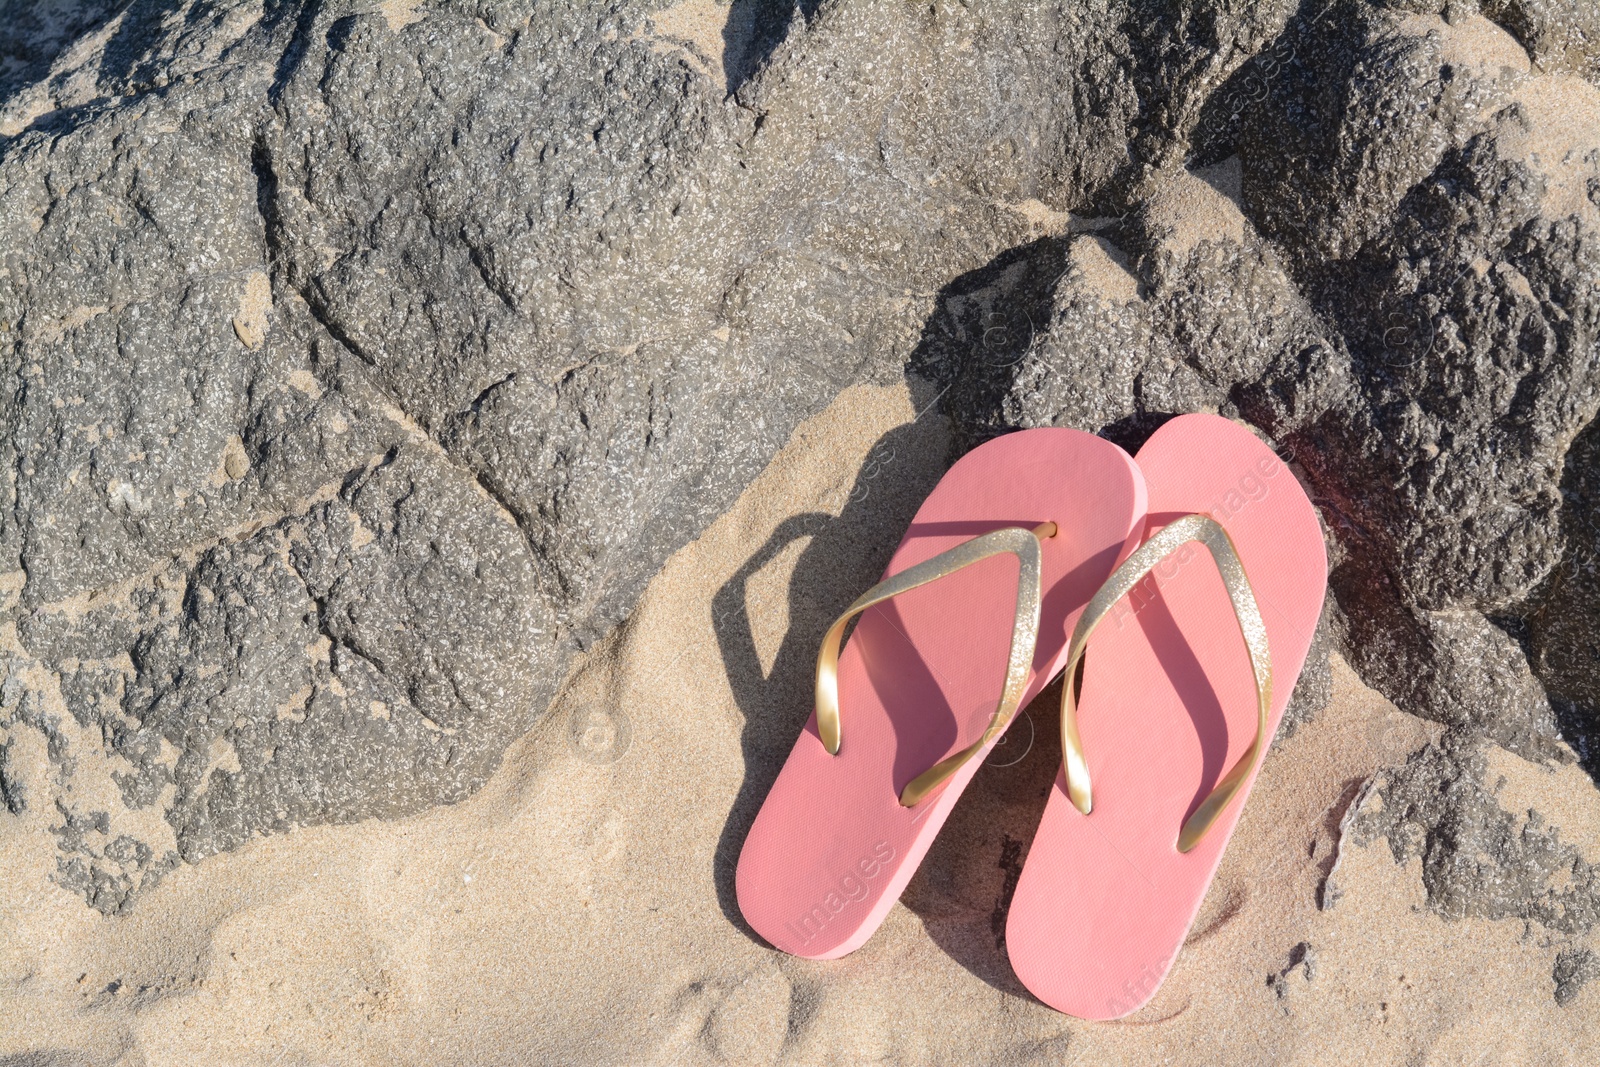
[2,379,1597,1065]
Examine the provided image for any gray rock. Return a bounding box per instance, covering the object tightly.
[0,0,1199,908]
[1531,415,1600,771]
[1482,0,1600,84]
[1266,940,1316,1011]
[1349,735,1600,934]
[927,3,1600,766]
[0,0,126,101]
[1554,947,1600,1007]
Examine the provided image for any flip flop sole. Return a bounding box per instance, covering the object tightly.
[1007,414,1327,1018]
[736,428,1147,959]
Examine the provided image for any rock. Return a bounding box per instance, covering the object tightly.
[925,5,1600,765]
[1555,947,1600,1007]
[1,0,1598,915]
[0,0,1221,908]
[1482,0,1600,84]
[1348,734,1600,934]
[1266,940,1316,1010]
[1531,416,1600,772]
[0,0,125,103]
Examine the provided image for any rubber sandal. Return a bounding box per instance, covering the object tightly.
[1005,413,1327,1017]
[735,428,1148,959]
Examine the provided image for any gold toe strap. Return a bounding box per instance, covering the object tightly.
[1059,514,1272,853]
[815,522,1056,808]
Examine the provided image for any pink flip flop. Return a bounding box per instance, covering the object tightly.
[735,428,1147,959]
[1006,414,1327,1018]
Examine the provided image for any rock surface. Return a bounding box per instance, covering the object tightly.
[0,2,1597,1005]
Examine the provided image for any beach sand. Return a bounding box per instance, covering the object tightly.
[2,379,1596,1065]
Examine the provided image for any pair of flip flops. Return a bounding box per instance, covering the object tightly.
[735,413,1326,1019]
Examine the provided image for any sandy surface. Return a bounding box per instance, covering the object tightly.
[2,379,1597,1065]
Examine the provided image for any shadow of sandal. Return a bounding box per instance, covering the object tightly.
[710,405,950,939]
[898,675,1066,1000]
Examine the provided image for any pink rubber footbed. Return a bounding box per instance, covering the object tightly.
[736,428,1147,959]
[1006,414,1327,1019]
